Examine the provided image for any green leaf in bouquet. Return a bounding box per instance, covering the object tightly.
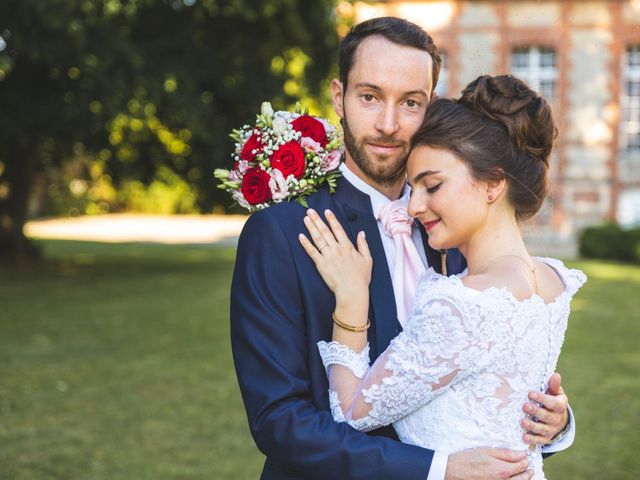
[326,137,342,150]
[229,129,244,142]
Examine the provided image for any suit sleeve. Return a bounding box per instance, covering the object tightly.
[230,211,433,480]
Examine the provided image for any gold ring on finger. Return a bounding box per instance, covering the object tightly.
[317,242,328,251]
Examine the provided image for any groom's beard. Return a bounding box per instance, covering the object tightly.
[342,113,409,188]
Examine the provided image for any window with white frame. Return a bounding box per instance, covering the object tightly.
[434,50,447,97]
[510,46,557,101]
[621,45,640,153]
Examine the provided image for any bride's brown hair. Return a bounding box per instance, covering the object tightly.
[412,74,558,220]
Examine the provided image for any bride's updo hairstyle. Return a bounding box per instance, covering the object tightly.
[412,74,558,220]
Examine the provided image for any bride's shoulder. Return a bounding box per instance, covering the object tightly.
[537,256,587,296]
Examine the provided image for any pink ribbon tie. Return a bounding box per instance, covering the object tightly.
[378,199,426,326]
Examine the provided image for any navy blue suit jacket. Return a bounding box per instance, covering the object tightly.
[230,176,467,479]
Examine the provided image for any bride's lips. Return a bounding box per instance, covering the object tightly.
[422,219,440,232]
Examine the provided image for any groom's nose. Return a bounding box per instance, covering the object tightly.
[374,103,400,137]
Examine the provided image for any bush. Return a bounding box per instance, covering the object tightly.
[119,167,198,214]
[579,224,640,262]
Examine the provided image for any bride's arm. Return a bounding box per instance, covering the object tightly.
[300,209,486,431]
[299,208,372,414]
[330,296,480,431]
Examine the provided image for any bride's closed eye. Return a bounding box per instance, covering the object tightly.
[426,183,442,194]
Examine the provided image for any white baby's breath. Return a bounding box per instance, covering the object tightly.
[216,102,344,212]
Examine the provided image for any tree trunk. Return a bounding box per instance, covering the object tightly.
[0,142,40,261]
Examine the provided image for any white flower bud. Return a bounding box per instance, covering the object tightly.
[261,101,274,119]
[214,169,230,180]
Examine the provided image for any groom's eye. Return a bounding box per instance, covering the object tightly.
[405,99,419,108]
[362,94,375,102]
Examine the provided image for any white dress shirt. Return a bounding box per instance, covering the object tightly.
[338,163,575,480]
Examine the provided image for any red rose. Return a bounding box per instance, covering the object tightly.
[271,141,306,179]
[240,133,264,161]
[291,115,328,147]
[241,168,272,205]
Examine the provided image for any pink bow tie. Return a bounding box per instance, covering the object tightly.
[378,199,427,326]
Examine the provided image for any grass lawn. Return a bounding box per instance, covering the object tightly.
[1,240,638,479]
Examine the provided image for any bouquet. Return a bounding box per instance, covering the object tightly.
[214,102,343,212]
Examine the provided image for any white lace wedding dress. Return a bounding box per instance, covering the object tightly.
[318,257,586,479]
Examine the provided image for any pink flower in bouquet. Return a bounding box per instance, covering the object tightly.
[231,189,251,210]
[237,159,250,173]
[318,117,335,135]
[268,169,289,201]
[321,149,343,173]
[300,136,323,153]
[229,169,240,182]
[230,159,249,180]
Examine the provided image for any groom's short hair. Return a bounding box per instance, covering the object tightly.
[339,17,441,92]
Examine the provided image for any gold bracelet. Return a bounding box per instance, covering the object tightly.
[332,312,370,332]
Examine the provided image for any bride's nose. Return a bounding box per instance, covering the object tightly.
[407,190,425,219]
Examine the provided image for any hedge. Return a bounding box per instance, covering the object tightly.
[579,223,640,262]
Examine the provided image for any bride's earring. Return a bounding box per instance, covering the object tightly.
[488,194,493,201]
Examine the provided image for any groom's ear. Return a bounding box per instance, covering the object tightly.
[331,79,345,119]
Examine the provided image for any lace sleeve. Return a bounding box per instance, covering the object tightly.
[327,292,492,432]
[317,341,370,379]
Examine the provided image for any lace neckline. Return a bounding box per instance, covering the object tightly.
[427,257,580,307]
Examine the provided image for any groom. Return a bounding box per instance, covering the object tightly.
[231,17,573,480]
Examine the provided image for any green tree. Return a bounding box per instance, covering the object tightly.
[0,0,342,259]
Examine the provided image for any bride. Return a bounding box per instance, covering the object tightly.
[298,74,585,479]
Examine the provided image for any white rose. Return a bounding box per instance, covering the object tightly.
[272,117,288,136]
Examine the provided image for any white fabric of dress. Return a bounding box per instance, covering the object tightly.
[317,257,586,480]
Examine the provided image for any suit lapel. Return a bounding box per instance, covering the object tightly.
[343,204,400,360]
[331,177,400,360]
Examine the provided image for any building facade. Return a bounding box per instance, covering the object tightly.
[351,0,640,253]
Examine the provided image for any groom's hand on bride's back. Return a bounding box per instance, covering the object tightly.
[445,448,533,480]
[522,372,570,446]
